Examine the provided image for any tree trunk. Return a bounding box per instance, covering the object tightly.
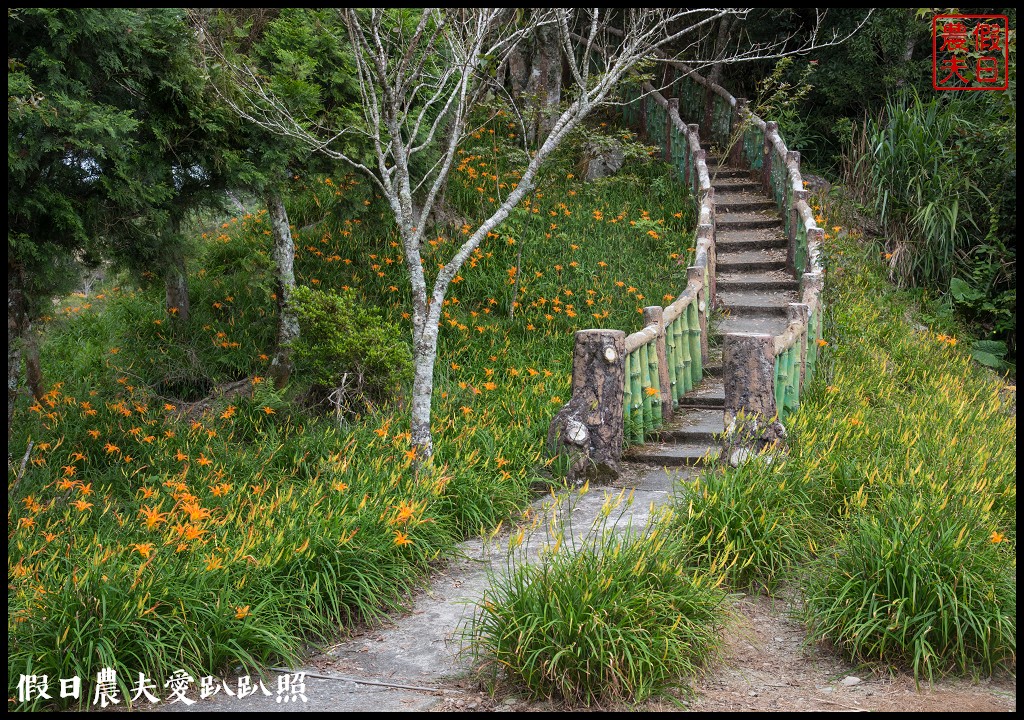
[267,189,299,389]
[526,23,562,145]
[7,264,42,438]
[410,318,440,460]
[8,273,25,435]
[164,219,190,325]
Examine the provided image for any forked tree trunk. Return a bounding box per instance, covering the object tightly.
[267,189,298,388]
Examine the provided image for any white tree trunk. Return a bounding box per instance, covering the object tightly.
[410,316,440,459]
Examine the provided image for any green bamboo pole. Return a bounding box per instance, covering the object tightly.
[648,340,662,428]
[665,317,678,408]
[774,355,784,416]
[640,343,653,436]
[623,352,633,432]
[678,310,692,396]
[629,350,644,445]
[673,316,686,400]
[791,345,801,409]
[688,302,702,386]
[806,311,818,381]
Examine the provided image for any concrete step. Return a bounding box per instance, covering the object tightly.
[711,178,762,193]
[716,229,788,252]
[715,195,777,214]
[716,272,799,292]
[625,443,721,467]
[677,382,724,409]
[716,314,792,336]
[717,211,782,231]
[718,290,799,317]
[654,408,725,443]
[708,167,749,180]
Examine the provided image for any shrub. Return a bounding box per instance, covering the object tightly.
[802,488,1016,681]
[670,455,818,593]
[289,285,413,415]
[468,498,727,706]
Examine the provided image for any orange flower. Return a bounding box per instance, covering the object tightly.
[235,605,251,619]
[196,454,213,466]
[262,406,275,415]
[393,531,413,546]
[71,499,93,512]
[990,531,1006,544]
[816,339,828,347]
[88,429,100,439]
[103,443,121,455]
[133,543,155,559]
[140,504,169,530]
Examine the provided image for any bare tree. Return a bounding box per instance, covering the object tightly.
[203,8,869,459]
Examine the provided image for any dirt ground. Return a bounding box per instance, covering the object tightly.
[429,590,1016,713]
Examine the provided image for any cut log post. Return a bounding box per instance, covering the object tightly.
[547,329,626,485]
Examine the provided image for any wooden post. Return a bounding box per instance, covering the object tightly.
[723,332,779,443]
[687,123,700,192]
[546,329,627,484]
[645,306,673,423]
[687,265,707,369]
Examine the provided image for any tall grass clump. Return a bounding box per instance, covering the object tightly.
[469,494,727,706]
[669,455,819,593]
[802,488,1016,680]
[846,87,1016,361]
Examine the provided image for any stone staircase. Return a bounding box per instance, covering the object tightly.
[626,156,796,468]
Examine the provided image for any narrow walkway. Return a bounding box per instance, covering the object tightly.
[626,157,796,469]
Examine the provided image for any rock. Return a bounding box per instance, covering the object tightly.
[730,447,751,467]
[841,676,862,686]
[801,173,830,195]
[581,141,625,181]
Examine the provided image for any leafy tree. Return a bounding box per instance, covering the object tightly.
[8,9,147,429]
[198,8,361,387]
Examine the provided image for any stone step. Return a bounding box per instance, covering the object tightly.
[711,178,762,193]
[716,314,791,336]
[677,382,724,409]
[708,167,749,179]
[703,362,722,377]
[716,212,782,231]
[717,258,787,273]
[715,195,777,213]
[718,290,799,317]
[625,443,721,467]
[716,272,799,292]
[716,230,788,252]
[654,408,725,443]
